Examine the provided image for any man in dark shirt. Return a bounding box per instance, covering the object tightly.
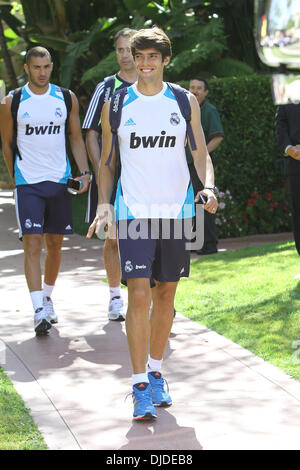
[275,104,300,256]
[186,77,224,255]
[83,28,137,321]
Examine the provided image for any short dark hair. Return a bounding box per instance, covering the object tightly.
[190,77,209,91]
[114,28,138,46]
[26,46,52,65]
[131,27,172,60]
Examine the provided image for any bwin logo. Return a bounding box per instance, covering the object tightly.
[130,131,176,149]
[25,122,61,135]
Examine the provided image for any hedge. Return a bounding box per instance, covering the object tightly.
[181,74,292,237]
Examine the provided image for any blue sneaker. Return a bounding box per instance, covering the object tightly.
[131,382,157,421]
[148,371,172,407]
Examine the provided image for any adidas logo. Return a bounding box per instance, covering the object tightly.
[65,225,72,230]
[22,112,30,118]
[125,117,136,126]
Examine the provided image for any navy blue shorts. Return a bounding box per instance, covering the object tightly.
[15,181,73,239]
[117,218,192,285]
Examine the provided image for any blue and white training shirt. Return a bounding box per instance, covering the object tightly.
[115,82,195,220]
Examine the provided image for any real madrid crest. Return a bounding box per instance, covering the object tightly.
[170,112,180,125]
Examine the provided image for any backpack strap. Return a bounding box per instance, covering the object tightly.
[167,82,197,151]
[96,75,116,128]
[11,87,23,164]
[105,87,128,166]
[60,87,72,134]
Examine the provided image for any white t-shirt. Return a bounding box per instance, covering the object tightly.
[115,82,194,220]
[11,83,72,185]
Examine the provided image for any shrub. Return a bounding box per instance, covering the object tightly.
[180,73,292,237]
[244,186,292,234]
[207,74,283,207]
[216,187,292,239]
[209,58,255,77]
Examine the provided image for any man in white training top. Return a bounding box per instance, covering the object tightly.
[0,46,90,336]
[87,28,218,421]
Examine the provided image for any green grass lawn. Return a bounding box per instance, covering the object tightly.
[0,368,47,450]
[175,241,300,381]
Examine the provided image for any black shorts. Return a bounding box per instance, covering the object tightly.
[117,218,192,286]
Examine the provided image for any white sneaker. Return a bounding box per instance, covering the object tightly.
[34,307,52,336]
[108,296,125,321]
[43,296,58,324]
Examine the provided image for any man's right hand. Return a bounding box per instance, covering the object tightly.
[86,203,115,239]
[86,215,100,239]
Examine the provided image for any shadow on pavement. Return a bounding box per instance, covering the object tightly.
[120,408,203,450]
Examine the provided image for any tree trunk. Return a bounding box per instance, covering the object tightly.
[53,0,67,37]
[0,19,18,89]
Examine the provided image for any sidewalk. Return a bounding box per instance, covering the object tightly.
[1,189,300,450]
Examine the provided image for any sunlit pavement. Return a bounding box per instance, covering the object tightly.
[1,190,300,450]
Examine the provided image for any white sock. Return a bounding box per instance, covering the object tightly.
[109,286,121,300]
[132,373,149,386]
[43,282,54,299]
[30,291,43,312]
[147,356,163,373]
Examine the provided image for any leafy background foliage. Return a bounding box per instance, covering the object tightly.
[191,74,291,237]
[0,0,261,95]
[1,0,289,237]
[205,74,282,204]
[179,73,283,206]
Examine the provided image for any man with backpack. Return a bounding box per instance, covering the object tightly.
[0,46,90,336]
[87,27,218,421]
[83,28,137,322]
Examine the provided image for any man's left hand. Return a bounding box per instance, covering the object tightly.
[195,189,218,214]
[74,174,90,194]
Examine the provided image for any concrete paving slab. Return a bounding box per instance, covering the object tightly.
[1,189,300,450]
